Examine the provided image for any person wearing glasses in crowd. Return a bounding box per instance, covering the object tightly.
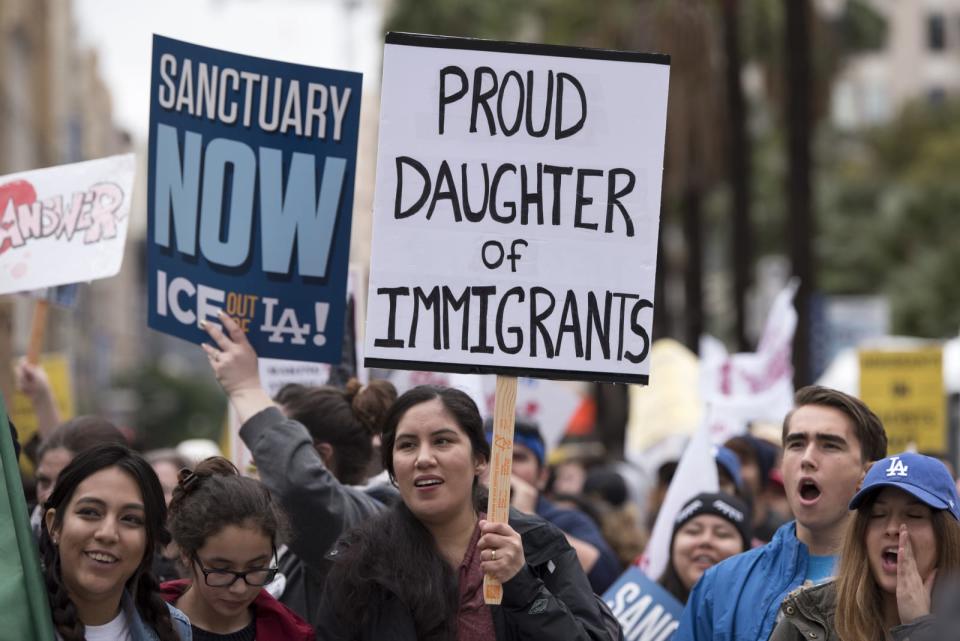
[160,457,313,641]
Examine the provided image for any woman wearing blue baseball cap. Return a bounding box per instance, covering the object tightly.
[770,452,960,641]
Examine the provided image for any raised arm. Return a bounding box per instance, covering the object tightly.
[201,312,383,568]
[14,357,60,439]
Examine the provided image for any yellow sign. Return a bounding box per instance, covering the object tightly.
[10,353,75,474]
[859,348,945,453]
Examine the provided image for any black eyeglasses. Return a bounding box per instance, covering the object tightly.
[191,546,278,587]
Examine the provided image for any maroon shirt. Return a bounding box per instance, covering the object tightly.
[456,517,496,641]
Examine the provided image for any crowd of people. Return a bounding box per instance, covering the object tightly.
[7,311,960,640]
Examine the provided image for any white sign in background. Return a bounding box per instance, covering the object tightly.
[0,154,135,295]
[364,37,669,384]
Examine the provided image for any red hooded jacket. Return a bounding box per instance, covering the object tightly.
[160,579,314,641]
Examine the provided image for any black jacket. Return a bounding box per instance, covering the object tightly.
[316,509,620,641]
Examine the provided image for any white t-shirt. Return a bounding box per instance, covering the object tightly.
[84,610,132,641]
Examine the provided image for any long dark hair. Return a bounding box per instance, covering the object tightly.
[40,443,178,641]
[167,456,288,558]
[325,385,491,640]
[275,378,396,485]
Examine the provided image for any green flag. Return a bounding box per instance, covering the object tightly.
[0,394,55,641]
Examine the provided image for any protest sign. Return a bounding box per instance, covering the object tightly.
[147,35,361,362]
[0,154,135,295]
[603,565,682,641]
[699,280,797,445]
[363,33,670,384]
[860,347,945,452]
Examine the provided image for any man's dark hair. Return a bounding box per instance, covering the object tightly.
[782,386,887,463]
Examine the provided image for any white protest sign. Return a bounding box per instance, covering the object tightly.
[0,154,135,295]
[364,34,670,384]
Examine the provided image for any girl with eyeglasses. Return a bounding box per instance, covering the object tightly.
[160,457,314,641]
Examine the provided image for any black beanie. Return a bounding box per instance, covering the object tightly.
[672,492,752,550]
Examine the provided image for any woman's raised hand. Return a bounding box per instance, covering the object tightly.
[897,523,937,625]
[201,311,273,422]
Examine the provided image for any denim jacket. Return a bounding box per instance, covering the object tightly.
[55,591,192,641]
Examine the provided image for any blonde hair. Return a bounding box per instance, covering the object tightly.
[835,497,960,641]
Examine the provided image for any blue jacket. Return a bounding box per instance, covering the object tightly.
[674,521,809,641]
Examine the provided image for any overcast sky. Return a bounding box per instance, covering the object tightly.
[73,0,384,141]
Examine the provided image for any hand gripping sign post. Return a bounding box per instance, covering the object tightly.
[364,33,670,602]
[147,36,361,363]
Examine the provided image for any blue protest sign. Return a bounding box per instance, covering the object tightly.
[602,566,683,641]
[147,35,361,362]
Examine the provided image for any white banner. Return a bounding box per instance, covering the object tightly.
[363,34,669,384]
[699,280,798,444]
[0,154,135,295]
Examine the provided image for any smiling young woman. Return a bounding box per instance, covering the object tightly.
[658,492,752,604]
[40,443,191,641]
[316,385,618,641]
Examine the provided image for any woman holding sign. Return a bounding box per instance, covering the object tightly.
[313,385,616,641]
[769,453,960,641]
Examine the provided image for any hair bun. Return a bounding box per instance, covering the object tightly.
[344,378,363,400]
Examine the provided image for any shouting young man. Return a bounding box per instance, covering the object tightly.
[674,386,887,641]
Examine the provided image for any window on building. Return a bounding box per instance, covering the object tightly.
[928,13,946,51]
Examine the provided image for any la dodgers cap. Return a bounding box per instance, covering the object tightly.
[849,452,960,521]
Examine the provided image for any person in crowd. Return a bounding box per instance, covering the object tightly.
[713,446,746,499]
[144,449,192,583]
[770,452,960,641]
[39,443,192,641]
[489,418,622,593]
[160,457,314,641]
[547,439,607,497]
[675,385,888,641]
[582,466,647,567]
[32,416,128,537]
[15,357,62,450]
[317,385,618,640]
[725,434,788,543]
[644,447,747,533]
[658,492,752,604]
[144,449,191,507]
[200,312,395,628]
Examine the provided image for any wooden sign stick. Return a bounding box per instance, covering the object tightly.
[484,374,518,605]
[26,299,50,365]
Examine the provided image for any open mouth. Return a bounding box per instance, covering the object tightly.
[798,480,822,503]
[881,548,898,572]
[691,554,716,567]
[414,478,443,489]
[85,551,119,564]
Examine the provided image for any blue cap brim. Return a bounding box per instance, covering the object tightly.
[849,481,950,512]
